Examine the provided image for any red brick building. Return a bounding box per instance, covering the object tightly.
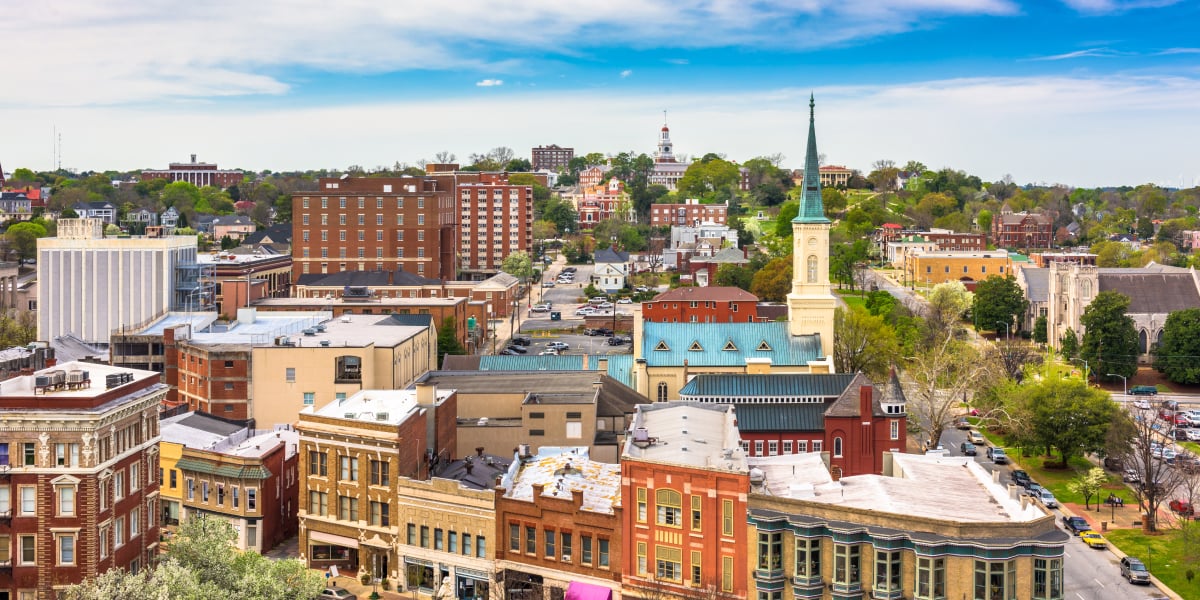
[531,145,574,172]
[141,154,244,188]
[0,362,166,598]
[495,447,622,600]
[621,403,749,599]
[457,183,534,277]
[291,177,457,281]
[642,287,759,323]
[649,200,727,227]
[576,179,634,231]
[992,205,1054,249]
[922,230,986,251]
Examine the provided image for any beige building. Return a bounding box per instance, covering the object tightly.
[297,385,458,585]
[746,452,1067,600]
[422,371,643,463]
[905,250,1013,286]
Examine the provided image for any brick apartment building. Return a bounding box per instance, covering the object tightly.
[291,177,457,281]
[642,287,759,323]
[531,145,574,172]
[0,362,166,598]
[496,447,622,600]
[648,200,727,227]
[457,183,534,277]
[991,205,1054,249]
[621,403,749,599]
[141,154,244,188]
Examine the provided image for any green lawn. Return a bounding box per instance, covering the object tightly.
[1105,528,1200,595]
[974,428,1134,505]
[836,289,867,310]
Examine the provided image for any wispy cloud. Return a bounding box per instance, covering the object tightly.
[620,69,633,78]
[1030,47,1129,60]
[475,79,504,87]
[1060,0,1181,14]
[0,0,1023,107]
[1157,47,1200,55]
[665,58,690,65]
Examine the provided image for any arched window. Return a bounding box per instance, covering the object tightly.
[656,489,682,526]
[657,382,668,403]
[1139,330,1148,354]
[833,437,843,458]
[1080,280,1093,298]
[807,255,819,283]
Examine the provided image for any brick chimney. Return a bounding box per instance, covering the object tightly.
[831,465,843,482]
[860,384,873,417]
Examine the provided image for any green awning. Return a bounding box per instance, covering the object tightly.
[175,457,272,480]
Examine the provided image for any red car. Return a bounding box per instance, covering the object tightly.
[1169,499,1194,516]
[1160,409,1176,421]
[1176,414,1192,427]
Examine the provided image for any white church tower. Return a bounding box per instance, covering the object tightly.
[786,95,837,358]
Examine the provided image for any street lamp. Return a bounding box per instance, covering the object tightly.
[1071,357,1089,382]
[996,321,1010,343]
[1108,373,1128,396]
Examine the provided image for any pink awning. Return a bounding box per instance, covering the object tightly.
[565,582,613,600]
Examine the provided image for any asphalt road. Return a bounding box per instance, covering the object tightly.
[935,427,1170,599]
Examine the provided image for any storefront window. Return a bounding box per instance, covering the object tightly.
[406,561,435,592]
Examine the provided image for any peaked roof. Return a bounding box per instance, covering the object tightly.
[1097,271,1200,314]
[641,321,823,367]
[212,215,254,226]
[594,247,630,264]
[652,286,758,303]
[794,94,829,224]
[1018,267,1049,303]
[824,372,903,418]
[693,247,748,264]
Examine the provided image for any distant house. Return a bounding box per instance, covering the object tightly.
[193,214,217,235]
[123,208,158,227]
[240,222,292,254]
[161,206,181,230]
[991,203,1053,249]
[592,247,630,292]
[687,247,748,286]
[213,215,256,241]
[0,191,34,221]
[72,200,118,224]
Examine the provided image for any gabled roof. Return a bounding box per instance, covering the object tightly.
[594,248,630,264]
[692,247,748,264]
[437,354,635,389]
[825,372,895,418]
[212,215,254,226]
[678,373,857,399]
[1097,271,1200,314]
[641,321,823,367]
[242,223,292,245]
[1019,267,1049,303]
[475,271,519,289]
[651,286,758,303]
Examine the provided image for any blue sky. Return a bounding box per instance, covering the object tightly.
[2,0,1198,187]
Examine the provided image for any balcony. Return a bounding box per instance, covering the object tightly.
[0,508,11,526]
[754,567,785,583]
[0,558,10,574]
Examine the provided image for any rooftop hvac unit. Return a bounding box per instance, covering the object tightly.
[343,413,357,419]
[320,340,331,347]
[302,328,317,336]
[376,413,389,421]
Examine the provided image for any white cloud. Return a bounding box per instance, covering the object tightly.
[1030,47,1128,60]
[1060,0,1180,13]
[666,58,690,65]
[0,0,1021,107]
[620,70,633,78]
[475,79,504,87]
[4,74,1198,188]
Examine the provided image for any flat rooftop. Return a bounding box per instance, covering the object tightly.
[502,447,621,514]
[308,388,453,425]
[136,311,428,349]
[197,253,288,266]
[161,412,247,449]
[0,360,160,399]
[623,402,746,471]
[212,426,300,459]
[756,452,1046,523]
[254,296,464,307]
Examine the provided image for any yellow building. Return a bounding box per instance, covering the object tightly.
[159,412,248,533]
[905,250,1013,286]
[746,452,1066,600]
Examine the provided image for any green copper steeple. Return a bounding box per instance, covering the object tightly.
[793,94,830,224]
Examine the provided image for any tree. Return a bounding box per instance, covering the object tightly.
[1015,376,1116,468]
[1117,403,1183,532]
[501,251,533,282]
[773,202,799,238]
[1060,327,1080,359]
[990,339,1038,382]
[977,209,993,236]
[436,316,466,367]
[750,257,792,302]
[1080,291,1139,380]
[4,221,48,258]
[505,158,532,172]
[972,275,1028,334]
[904,337,992,448]
[1154,308,1200,383]
[1067,467,1109,511]
[677,158,739,199]
[64,514,324,600]
[0,310,37,347]
[434,150,456,164]
[219,235,237,250]
[531,220,557,243]
[821,188,847,216]
[540,197,577,235]
[833,306,900,380]
[1032,315,1047,344]
[923,281,973,345]
[830,240,869,291]
[714,263,753,291]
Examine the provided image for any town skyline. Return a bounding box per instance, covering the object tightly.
[2,0,1199,188]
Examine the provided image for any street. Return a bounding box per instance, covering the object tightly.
[935,426,1170,599]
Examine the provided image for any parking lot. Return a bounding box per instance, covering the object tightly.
[503,332,632,356]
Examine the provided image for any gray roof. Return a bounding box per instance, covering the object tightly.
[594,248,630,264]
[161,411,247,448]
[212,215,254,226]
[432,453,512,490]
[1098,272,1200,314]
[1020,267,1049,303]
[242,223,291,245]
[826,372,890,417]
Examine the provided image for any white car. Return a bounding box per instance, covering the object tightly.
[1132,399,1151,410]
[1037,488,1059,508]
[547,342,570,351]
[635,285,650,292]
[616,297,633,304]
[1187,429,1200,442]
[539,349,559,356]
[576,307,596,316]
[597,302,614,309]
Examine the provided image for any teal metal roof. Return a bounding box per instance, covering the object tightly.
[479,355,587,371]
[598,354,635,389]
[734,404,827,432]
[641,321,823,367]
[678,373,856,399]
[793,94,830,225]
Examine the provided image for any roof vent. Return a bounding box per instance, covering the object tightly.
[376,413,389,421]
[632,427,652,448]
[343,413,356,419]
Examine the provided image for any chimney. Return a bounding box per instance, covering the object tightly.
[831,465,843,482]
[416,381,436,406]
[860,384,873,417]
[476,446,485,458]
[191,153,197,163]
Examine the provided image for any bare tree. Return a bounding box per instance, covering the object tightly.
[434,151,456,164]
[1117,404,1183,532]
[989,339,1040,382]
[488,146,516,165]
[904,335,995,448]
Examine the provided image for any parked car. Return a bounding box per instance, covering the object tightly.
[960,442,977,456]
[547,342,570,351]
[1011,470,1032,488]
[1122,468,1141,483]
[1080,532,1107,548]
[967,430,986,445]
[634,285,650,292]
[543,281,556,288]
[597,301,614,309]
[576,307,597,316]
[1130,385,1159,395]
[617,297,633,304]
[955,417,971,430]
[594,327,613,336]
[1103,456,1124,471]
[1173,428,1190,441]
[511,336,532,346]
[1132,398,1151,410]
[1170,499,1195,516]
[499,348,518,355]
[1175,414,1191,427]
[589,297,608,305]
[1038,488,1059,508]
[608,335,631,346]
[539,349,559,356]
[505,345,528,354]
[1120,557,1151,584]
[1162,398,1180,411]
[1188,429,1200,442]
[1062,515,1091,535]
[986,447,1009,464]
[531,304,551,313]
[318,587,358,600]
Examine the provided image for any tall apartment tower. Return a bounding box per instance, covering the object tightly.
[457,183,534,278]
[37,219,202,346]
[0,362,166,597]
[291,178,457,281]
[531,145,574,172]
